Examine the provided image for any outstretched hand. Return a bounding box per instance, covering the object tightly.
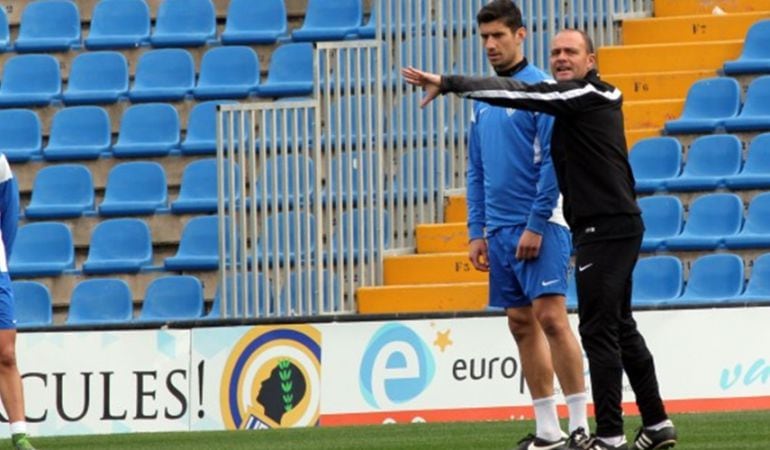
[401,67,442,108]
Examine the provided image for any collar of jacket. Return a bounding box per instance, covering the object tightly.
[494,57,529,77]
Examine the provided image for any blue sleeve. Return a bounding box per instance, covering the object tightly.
[466,104,486,241]
[0,176,19,260]
[525,112,559,235]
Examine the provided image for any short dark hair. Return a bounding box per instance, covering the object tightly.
[560,28,595,54]
[477,0,524,32]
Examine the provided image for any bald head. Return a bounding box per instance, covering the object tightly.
[549,29,596,81]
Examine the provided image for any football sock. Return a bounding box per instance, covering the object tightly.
[533,395,563,442]
[565,392,589,433]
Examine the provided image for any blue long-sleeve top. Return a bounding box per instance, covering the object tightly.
[0,154,18,271]
[466,60,566,241]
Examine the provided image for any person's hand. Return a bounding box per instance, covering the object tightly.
[468,238,489,272]
[515,230,542,260]
[402,66,441,108]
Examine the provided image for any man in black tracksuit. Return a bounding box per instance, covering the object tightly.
[403,30,677,450]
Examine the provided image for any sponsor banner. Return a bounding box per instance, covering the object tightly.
[12,329,191,437]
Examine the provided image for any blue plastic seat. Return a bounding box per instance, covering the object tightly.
[129,49,195,102]
[256,43,314,98]
[0,54,61,107]
[99,162,168,216]
[63,52,129,105]
[0,8,11,52]
[0,109,41,162]
[725,192,770,249]
[666,193,743,250]
[25,164,94,219]
[193,46,261,99]
[112,103,180,157]
[326,151,380,205]
[736,253,770,303]
[723,20,770,75]
[138,276,204,321]
[256,213,317,265]
[9,222,74,277]
[43,106,111,161]
[672,254,744,306]
[171,159,241,213]
[279,270,340,315]
[392,149,450,199]
[14,0,80,52]
[331,209,390,261]
[150,0,216,47]
[66,279,133,325]
[725,133,770,189]
[180,100,237,154]
[12,281,53,328]
[85,0,150,49]
[724,76,770,131]
[631,255,683,307]
[164,215,221,271]
[664,77,741,134]
[638,195,683,252]
[253,155,314,208]
[207,272,269,318]
[629,137,682,193]
[292,0,362,42]
[666,135,741,191]
[221,0,288,44]
[83,218,153,274]
[259,100,315,149]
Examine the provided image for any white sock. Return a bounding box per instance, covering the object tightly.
[9,421,26,435]
[532,396,563,441]
[564,392,589,433]
[597,435,627,446]
[646,419,674,431]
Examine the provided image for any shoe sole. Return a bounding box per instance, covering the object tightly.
[651,440,676,450]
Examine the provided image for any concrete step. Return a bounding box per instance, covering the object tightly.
[623,99,685,131]
[605,70,715,102]
[598,40,742,75]
[415,222,467,253]
[654,0,770,17]
[357,281,488,313]
[444,193,467,223]
[384,252,486,285]
[623,12,769,45]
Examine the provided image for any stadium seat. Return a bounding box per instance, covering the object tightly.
[291,0,363,42]
[735,253,770,303]
[82,218,153,274]
[164,215,221,271]
[326,96,378,148]
[723,19,770,75]
[256,213,317,266]
[171,159,241,213]
[723,76,770,131]
[43,106,111,160]
[128,49,194,102]
[725,133,770,189]
[326,151,381,205]
[12,281,53,328]
[9,222,75,277]
[112,103,180,157]
[221,0,288,44]
[331,209,390,261]
[725,192,770,249]
[180,100,237,155]
[0,8,11,52]
[99,161,168,216]
[253,155,314,208]
[666,193,743,250]
[25,164,94,219]
[666,135,741,191]
[256,43,314,98]
[85,0,150,49]
[193,46,260,99]
[279,270,340,315]
[673,253,744,306]
[207,272,269,318]
[629,137,682,193]
[0,54,61,107]
[150,0,216,47]
[664,77,741,134]
[14,0,80,52]
[392,149,450,199]
[62,52,129,105]
[631,255,683,307]
[259,100,315,149]
[0,109,41,162]
[66,279,133,325]
[138,276,204,321]
[638,195,683,252]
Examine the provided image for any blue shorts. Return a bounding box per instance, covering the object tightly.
[0,273,15,329]
[487,223,571,309]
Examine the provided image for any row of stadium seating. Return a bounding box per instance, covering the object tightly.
[630,134,770,192]
[0,0,369,53]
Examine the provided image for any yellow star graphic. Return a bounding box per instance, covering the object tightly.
[433,329,453,352]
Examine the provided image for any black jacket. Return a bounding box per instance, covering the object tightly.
[441,69,642,245]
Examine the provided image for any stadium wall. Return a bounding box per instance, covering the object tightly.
[8,307,770,436]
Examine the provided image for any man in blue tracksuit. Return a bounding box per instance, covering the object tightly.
[466,2,587,449]
[0,154,35,450]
